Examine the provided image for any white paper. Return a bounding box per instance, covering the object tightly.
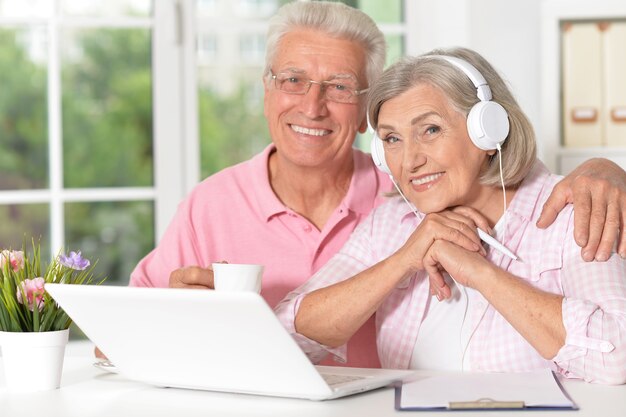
[400,369,574,409]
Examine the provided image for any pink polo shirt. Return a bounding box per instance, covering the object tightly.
[129,144,392,368]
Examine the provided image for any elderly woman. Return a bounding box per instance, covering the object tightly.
[275,47,626,384]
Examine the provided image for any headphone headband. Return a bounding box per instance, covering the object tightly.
[430,55,492,101]
[370,53,510,164]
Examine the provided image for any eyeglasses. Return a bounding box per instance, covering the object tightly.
[269,70,368,104]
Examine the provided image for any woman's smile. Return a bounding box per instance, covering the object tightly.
[409,172,445,191]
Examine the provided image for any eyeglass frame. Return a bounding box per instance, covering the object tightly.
[268,69,369,104]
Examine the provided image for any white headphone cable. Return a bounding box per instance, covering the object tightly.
[496,144,507,243]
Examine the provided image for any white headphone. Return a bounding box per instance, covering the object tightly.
[370,55,510,175]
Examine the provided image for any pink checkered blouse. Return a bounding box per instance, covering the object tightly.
[275,161,626,384]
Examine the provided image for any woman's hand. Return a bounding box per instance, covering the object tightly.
[423,238,493,298]
[404,206,491,300]
[394,206,491,294]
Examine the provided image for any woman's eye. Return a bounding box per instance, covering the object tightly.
[383,135,400,144]
[425,126,440,135]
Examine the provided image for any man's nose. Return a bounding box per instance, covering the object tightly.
[299,82,329,118]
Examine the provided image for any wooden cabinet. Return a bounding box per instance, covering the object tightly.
[541,1,626,174]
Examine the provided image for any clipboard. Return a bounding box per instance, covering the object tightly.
[394,369,578,411]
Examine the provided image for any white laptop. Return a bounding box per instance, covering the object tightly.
[46,284,414,400]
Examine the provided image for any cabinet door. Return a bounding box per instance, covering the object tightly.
[562,22,603,147]
[604,21,626,147]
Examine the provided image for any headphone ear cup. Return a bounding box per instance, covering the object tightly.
[466,101,510,151]
[370,134,392,176]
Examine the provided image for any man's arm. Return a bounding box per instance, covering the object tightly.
[537,158,626,261]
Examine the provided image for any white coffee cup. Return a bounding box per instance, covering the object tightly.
[212,263,263,293]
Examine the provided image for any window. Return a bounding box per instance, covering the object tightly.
[0,0,186,290]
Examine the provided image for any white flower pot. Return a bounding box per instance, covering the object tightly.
[0,328,69,392]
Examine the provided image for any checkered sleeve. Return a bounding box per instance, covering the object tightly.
[552,224,626,384]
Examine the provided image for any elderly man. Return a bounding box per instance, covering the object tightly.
[126,2,626,368]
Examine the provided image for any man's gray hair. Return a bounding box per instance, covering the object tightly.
[264,1,386,88]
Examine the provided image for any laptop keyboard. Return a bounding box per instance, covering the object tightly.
[321,373,368,387]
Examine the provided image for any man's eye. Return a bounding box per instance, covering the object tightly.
[329,82,356,92]
[286,76,301,84]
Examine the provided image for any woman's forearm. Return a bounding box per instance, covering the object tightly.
[295,254,412,347]
[474,264,566,359]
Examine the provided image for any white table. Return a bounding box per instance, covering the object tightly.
[2,346,626,417]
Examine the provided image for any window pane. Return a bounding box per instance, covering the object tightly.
[197,0,280,19]
[0,27,48,190]
[234,0,279,18]
[386,34,404,67]
[60,0,152,17]
[198,80,270,179]
[61,28,153,188]
[0,204,50,256]
[239,33,265,63]
[64,201,154,286]
[0,0,53,18]
[359,0,402,24]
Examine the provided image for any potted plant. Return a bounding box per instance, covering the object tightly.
[0,241,104,392]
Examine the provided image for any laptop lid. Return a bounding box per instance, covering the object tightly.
[45,284,412,400]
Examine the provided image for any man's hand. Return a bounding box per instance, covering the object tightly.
[94,346,107,359]
[537,158,626,261]
[169,266,215,289]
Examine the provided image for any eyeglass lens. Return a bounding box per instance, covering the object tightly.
[274,72,361,103]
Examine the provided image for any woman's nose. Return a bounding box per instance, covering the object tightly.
[402,141,427,173]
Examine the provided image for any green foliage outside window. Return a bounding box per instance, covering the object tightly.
[0,28,155,287]
[199,84,270,179]
[61,29,153,188]
[0,29,48,191]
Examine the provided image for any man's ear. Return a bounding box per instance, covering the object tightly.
[358,116,368,134]
[262,76,270,119]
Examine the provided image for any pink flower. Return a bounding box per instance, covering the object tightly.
[16,277,46,312]
[0,250,25,272]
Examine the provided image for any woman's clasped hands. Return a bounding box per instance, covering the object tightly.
[395,206,494,301]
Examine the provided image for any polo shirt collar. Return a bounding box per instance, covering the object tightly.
[250,144,381,221]
[342,148,381,216]
[249,144,289,222]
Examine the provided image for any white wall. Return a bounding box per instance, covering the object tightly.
[410,0,545,156]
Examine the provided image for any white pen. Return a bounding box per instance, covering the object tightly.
[476,228,519,261]
[390,179,519,261]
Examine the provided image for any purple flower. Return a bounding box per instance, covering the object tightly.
[58,251,91,270]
